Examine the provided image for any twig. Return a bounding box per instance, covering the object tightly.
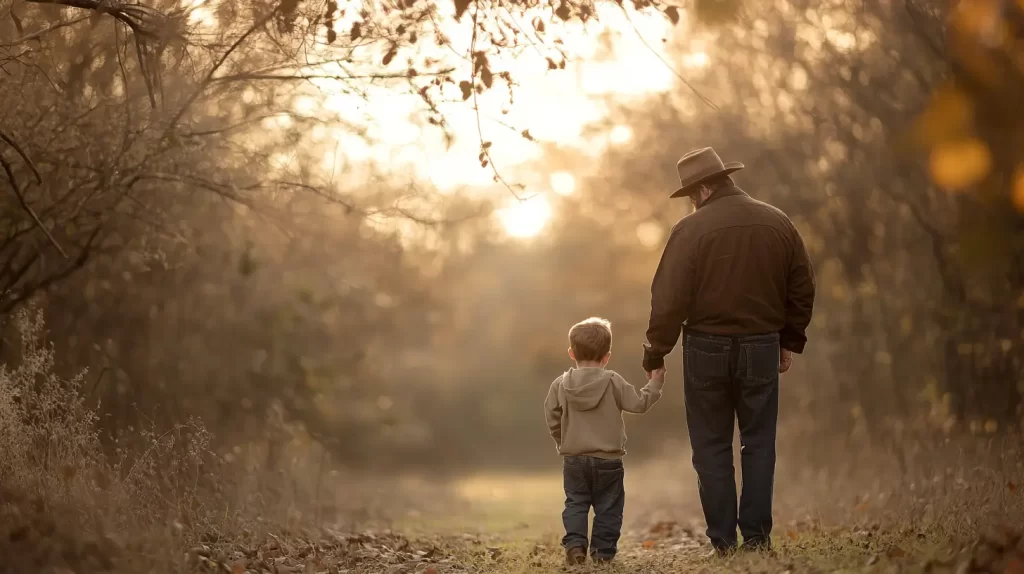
[0,15,90,47]
[618,3,719,111]
[165,8,281,133]
[208,69,455,83]
[88,366,109,398]
[0,129,43,184]
[469,2,532,202]
[0,153,68,259]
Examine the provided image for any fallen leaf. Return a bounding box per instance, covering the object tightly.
[887,546,907,558]
[642,540,656,549]
[786,530,799,541]
[1008,481,1017,492]
[649,521,679,535]
[1005,558,1024,574]
[232,562,245,574]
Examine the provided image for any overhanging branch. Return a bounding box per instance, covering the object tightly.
[25,0,180,108]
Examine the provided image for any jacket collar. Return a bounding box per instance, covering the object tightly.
[702,182,748,207]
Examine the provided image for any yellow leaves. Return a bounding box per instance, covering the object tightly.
[950,0,1001,37]
[928,137,992,190]
[910,83,997,191]
[913,86,974,147]
[1012,168,1024,212]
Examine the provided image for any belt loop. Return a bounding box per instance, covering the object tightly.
[728,335,740,377]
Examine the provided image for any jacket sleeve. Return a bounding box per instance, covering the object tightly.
[543,378,563,448]
[611,372,665,414]
[780,226,816,353]
[644,222,696,371]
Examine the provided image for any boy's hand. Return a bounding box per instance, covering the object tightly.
[645,367,666,381]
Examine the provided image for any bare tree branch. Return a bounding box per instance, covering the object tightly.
[469,2,533,202]
[618,3,719,111]
[166,8,281,133]
[0,152,68,259]
[25,0,179,108]
[0,15,90,47]
[0,129,43,184]
[209,69,456,83]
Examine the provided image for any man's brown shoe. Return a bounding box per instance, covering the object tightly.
[565,546,586,566]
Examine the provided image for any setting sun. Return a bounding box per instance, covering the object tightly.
[497,196,553,238]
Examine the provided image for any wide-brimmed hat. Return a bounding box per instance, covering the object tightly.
[670,147,744,198]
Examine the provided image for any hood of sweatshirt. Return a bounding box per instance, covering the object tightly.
[561,367,613,411]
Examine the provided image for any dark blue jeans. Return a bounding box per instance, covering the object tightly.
[684,331,780,551]
[561,455,625,559]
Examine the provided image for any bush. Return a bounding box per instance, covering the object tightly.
[0,305,222,572]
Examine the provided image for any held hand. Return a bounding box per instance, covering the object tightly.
[646,367,667,381]
[779,348,793,374]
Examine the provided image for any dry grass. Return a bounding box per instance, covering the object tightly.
[1,307,1022,573]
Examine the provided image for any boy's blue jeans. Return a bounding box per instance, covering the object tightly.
[561,455,624,559]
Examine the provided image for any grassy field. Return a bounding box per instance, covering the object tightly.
[173,447,1019,574]
[3,439,1023,573]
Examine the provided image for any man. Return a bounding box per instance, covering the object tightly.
[642,147,816,555]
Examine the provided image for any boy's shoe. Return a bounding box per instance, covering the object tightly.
[565,546,587,566]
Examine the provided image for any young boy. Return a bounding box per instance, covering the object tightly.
[543,317,666,566]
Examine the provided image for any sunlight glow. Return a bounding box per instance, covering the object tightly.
[550,171,577,196]
[498,196,552,238]
[184,0,218,30]
[609,125,633,145]
[682,51,710,68]
[636,221,665,248]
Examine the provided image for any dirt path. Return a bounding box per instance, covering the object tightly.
[186,520,1021,573]
[182,456,1024,573]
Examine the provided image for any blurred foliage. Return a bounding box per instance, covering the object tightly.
[2,0,1024,475]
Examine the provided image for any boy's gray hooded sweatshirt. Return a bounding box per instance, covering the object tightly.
[543,367,664,459]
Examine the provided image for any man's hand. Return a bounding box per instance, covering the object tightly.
[779,348,793,373]
[646,367,667,382]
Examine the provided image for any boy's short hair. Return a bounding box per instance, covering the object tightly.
[568,317,613,361]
